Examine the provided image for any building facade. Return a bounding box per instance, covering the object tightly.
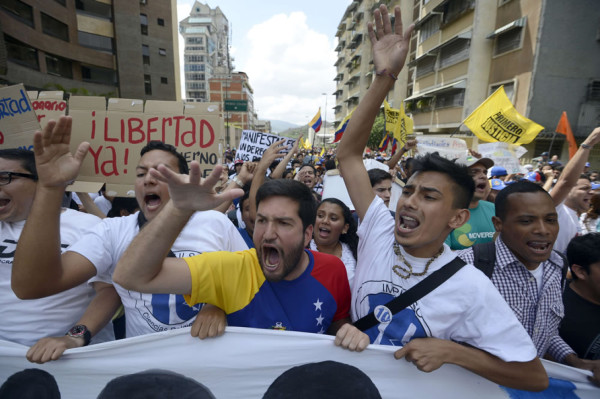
[179,1,231,102]
[0,0,180,100]
[333,0,600,166]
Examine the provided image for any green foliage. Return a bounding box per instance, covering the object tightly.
[367,112,386,150]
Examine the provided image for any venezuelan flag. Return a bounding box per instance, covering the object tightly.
[334,110,353,143]
[378,133,390,152]
[309,108,322,133]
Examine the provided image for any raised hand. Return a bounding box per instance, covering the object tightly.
[260,139,290,167]
[369,5,415,77]
[149,163,243,212]
[32,116,90,188]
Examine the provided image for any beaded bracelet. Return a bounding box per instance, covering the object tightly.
[375,68,398,81]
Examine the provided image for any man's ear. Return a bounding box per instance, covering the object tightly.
[449,209,470,230]
[492,216,502,233]
[304,225,313,247]
[571,264,588,280]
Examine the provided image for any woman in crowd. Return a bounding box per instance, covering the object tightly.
[309,198,358,289]
[580,192,600,234]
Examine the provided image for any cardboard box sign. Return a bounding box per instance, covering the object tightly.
[0,84,40,151]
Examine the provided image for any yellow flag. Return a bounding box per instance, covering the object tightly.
[394,101,414,145]
[463,86,543,144]
[384,100,400,138]
[298,137,305,149]
[319,147,325,157]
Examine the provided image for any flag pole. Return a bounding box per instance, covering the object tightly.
[547,131,557,156]
[449,121,465,137]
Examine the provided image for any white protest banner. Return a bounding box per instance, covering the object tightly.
[235,130,295,162]
[0,328,597,399]
[0,84,40,151]
[478,142,528,174]
[416,136,468,163]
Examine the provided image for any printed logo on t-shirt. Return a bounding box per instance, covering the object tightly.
[133,250,202,332]
[357,281,431,347]
[0,239,68,263]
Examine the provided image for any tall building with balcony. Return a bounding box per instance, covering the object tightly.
[0,0,180,100]
[179,1,232,102]
[405,0,599,162]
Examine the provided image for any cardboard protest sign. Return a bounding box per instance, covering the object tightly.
[236,130,295,162]
[416,136,468,163]
[69,97,223,196]
[0,84,40,150]
[478,142,528,174]
[32,90,67,128]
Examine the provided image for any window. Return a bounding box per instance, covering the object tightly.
[186,37,204,45]
[185,46,205,51]
[140,14,148,35]
[41,13,69,41]
[4,35,39,70]
[187,82,206,90]
[439,39,470,68]
[159,48,167,56]
[495,27,523,55]
[490,81,515,102]
[186,55,205,62]
[54,0,66,5]
[46,54,72,78]
[441,0,474,25]
[144,74,152,95]
[185,64,205,72]
[157,18,164,26]
[81,64,117,85]
[186,73,205,81]
[75,0,112,20]
[78,31,114,53]
[161,77,168,84]
[435,89,465,109]
[419,15,441,44]
[416,56,436,78]
[1,0,34,27]
[142,45,150,65]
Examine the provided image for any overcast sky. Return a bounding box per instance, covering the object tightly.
[176,0,351,125]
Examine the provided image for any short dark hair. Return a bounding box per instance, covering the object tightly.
[298,164,316,175]
[494,181,550,220]
[324,159,336,171]
[368,168,392,187]
[566,233,600,280]
[319,198,358,261]
[0,148,37,177]
[140,141,189,174]
[256,179,316,231]
[410,153,474,209]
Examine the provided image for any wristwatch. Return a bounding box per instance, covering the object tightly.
[66,324,91,346]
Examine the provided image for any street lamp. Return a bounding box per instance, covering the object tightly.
[321,93,327,148]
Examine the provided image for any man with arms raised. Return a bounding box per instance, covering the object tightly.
[113,171,367,350]
[13,117,247,339]
[335,4,547,391]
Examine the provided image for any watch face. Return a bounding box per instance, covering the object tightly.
[69,325,86,337]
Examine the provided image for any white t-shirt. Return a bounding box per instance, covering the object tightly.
[309,239,356,290]
[68,210,248,338]
[352,197,537,362]
[93,195,112,216]
[555,203,580,254]
[0,209,114,346]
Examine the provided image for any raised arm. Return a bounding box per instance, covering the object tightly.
[75,192,107,219]
[270,137,300,179]
[385,138,417,169]
[12,117,97,299]
[212,161,256,213]
[248,139,290,223]
[337,5,414,219]
[395,338,548,392]
[550,127,600,205]
[113,163,242,294]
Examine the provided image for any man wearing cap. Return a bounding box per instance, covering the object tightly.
[490,166,508,181]
[445,156,496,250]
[487,179,506,203]
[229,159,244,181]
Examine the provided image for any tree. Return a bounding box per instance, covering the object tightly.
[367,112,386,150]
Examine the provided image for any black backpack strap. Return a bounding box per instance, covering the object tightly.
[551,250,569,292]
[353,257,466,332]
[472,241,497,279]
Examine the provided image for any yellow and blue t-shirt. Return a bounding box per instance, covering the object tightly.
[184,249,350,333]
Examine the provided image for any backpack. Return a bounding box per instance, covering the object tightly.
[472,241,568,292]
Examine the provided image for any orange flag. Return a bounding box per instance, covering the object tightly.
[555,111,577,159]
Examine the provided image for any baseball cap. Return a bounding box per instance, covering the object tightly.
[490,166,508,177]
[464,156,494,169]
[585,162,591,167]
[525,171,541,182]
[234,159,244,165]
[541,152,549,156]
[490,178,507,191]
[592,183,600,190]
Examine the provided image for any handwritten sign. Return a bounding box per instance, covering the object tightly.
[0,84,40,150]
[236,130,295,162]
[416,136,468,163]
[478,142,528,174]
[32,90,67,128]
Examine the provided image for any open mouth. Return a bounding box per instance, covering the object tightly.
[144,194,161,210]
[476,182,487,191]
[318,227,331,238]
[527,241,551,254]
[0,199,10,208]
[262,245,281,271]
[398,215,420,232]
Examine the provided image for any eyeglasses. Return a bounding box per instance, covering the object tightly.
[0,171,38,186]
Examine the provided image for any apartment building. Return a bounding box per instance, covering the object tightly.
[0,0,180,100]
[334,0,600,165]
[179,1,231,102]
